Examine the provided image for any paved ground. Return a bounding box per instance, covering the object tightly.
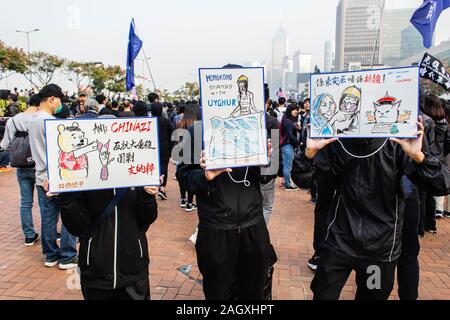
[0,165,449,300]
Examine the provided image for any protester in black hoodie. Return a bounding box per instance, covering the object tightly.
[306,117,450,300]
[186,64,277,300]
[58,186,158,300]
[151,102,173,200]
[423,95,448,221]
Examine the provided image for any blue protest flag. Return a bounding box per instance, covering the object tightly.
[126,18,143,91]
[411,0,450,48]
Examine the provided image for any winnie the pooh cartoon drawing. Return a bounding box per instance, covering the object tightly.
[57,122,98,181]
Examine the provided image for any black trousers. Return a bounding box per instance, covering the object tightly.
[420,189,436,232]
[196,220,274,300]
[178,176,194,203]
[160,158,169,188]
[81,277,150,300]
[311,247,397,300]
[397,197,421,300]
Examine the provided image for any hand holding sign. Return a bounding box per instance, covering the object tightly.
[305,124,339,159]
[200,151,232,181]
[390,117,425,164]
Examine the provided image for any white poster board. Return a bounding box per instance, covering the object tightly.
[199,67,268,170]
[310,66,420,138]
[45,118,160,193]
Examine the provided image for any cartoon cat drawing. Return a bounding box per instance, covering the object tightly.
[367,92,411,125]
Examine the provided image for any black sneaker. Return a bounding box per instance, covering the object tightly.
[25,233,40,247]
[180,199,187,208]
[185,203,198,212]
[435,210,444,219]
[158,190,168,200]
[308,255,320,271]
[59,256,78,270]
[284,186,298,192]
[444,211,450,218]
[56,233,61,242]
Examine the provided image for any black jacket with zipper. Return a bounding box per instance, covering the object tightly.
[189,166,265,231]
[315,138,450,263]
[58,188,158,290]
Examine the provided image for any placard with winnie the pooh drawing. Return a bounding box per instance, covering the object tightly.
[44,118,161,193]
[310,66,420,138]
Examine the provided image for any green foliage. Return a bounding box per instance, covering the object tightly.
[0,41,29,80]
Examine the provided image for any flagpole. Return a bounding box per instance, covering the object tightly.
[132,19,157,91]
[370,0,386,69]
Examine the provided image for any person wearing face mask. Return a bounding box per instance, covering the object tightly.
[28,84,78,270]
[306,117,450,300]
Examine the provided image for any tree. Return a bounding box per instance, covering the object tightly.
[65,61,91,93]
[154,88,171,102]
[0,41,29,81]
[25,51,64,87]
[89,64,126,95]
[105,65,126,95]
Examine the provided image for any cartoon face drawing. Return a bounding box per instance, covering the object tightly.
[339,86,361,113]
[57,122,97,181]
[98,141,111,165]
[312,93,337,136]
[318,95,337,120]
[97,140,115,181]
[373,93,402,124]
[230,75,259,118]
[330,86,361,134]
[58,123,88,153]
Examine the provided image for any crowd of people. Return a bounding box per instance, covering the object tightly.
[0,80,449,301]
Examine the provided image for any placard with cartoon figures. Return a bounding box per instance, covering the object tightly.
[199,67,268,170]
[310,66,420,138]
[44,118,161,193]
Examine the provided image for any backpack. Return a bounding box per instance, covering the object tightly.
[9,118,35,168]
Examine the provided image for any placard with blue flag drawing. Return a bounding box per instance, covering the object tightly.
[199,67,268,170]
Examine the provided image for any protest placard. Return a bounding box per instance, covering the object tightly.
[310,66,420,138]
[44,118,160,193]
[199,67,268,170]
[419,53,450,91]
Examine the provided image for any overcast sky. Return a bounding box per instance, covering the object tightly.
[1,0,449,93]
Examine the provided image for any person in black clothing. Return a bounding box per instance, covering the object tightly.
[58,186,158,300]
[133,101,149,117]
[421,94,445,231]
[397,175,421,300]
[151,102,173,200]
[188,147,277,300]
[280,104,301,191]
[424,95,448,220]
[306,117,450,300]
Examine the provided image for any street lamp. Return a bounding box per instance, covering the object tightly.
[16,28,40,88]
[16,28,40,54]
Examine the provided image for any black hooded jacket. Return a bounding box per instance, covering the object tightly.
[314,138,450,263]
[59,188,158,290]
[151,103,173,161]
[430,119,449,162]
